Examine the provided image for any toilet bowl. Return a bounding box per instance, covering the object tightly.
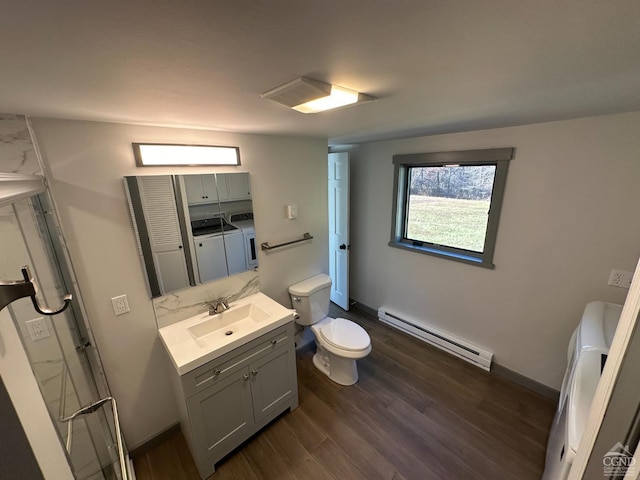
[289,274,371,386]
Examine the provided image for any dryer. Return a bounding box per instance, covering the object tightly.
[542,301,623,480]
[228,213,258,270]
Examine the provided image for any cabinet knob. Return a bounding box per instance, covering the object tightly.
[242,374,249,381]
[270,339,277,346]
[251,370,258,376]
[199,243,203,247]
[178,245,183,249]
[214,369,221,376]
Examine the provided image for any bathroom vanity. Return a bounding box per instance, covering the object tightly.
[158,292,298,478]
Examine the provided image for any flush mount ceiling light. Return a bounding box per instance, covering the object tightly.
[132,143,240,167]
[261,77,376,113]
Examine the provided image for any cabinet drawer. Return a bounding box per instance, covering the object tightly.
[181,322,294,398]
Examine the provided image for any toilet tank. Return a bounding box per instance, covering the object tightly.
[289,274,332,326]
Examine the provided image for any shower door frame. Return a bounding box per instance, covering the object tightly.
[0,173,128,478]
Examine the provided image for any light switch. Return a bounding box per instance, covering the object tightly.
[286,204,298,219]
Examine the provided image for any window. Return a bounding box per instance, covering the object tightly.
[390,148,513,268]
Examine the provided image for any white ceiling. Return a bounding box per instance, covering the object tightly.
[2,1,639,145]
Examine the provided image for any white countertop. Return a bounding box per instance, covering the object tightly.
[158,292,295,375]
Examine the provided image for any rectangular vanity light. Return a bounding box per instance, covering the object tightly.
[132,143,241,167]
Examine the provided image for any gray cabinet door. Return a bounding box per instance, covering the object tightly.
[249,346,296,425]
[186,368,254,465]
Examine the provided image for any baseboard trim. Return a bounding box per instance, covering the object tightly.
[349,299,378,318]
[491,363,560,401]
[350,298,560,401]
[129,423,181,458]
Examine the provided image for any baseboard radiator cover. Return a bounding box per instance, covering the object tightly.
[377,307,493,371]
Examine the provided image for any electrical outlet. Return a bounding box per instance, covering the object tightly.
[111,294,130,316]
[26,317,50,341]
[608,269,634,289]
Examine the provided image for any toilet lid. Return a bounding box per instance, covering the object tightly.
[319,318,370,351]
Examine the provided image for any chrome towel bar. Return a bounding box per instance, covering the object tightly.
[60,396,128,480]
[261,232,313,251]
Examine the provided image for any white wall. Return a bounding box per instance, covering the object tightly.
[31,118,328,447]
[347,111,640,389]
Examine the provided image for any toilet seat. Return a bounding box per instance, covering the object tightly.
[314,317,370,352]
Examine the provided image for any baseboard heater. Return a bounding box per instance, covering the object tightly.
[378,307,493,371]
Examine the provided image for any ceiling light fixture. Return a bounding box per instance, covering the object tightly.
[261,77,376,113]
[132,143,240,167]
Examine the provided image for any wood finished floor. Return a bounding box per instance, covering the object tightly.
[133,305,555,480]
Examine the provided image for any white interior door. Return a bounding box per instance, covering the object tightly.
[328,152,350,310]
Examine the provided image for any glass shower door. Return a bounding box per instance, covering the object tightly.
[0,188,129,479]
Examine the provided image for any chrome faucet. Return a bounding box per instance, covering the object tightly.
[203,296,232,315]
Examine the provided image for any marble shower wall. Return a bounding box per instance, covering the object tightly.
[0,114,42,175]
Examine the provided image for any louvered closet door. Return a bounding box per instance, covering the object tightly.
[138,176,190,294]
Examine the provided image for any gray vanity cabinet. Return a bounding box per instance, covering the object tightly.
[172,322,298,479]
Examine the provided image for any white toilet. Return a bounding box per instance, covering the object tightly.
[289,274,371,386]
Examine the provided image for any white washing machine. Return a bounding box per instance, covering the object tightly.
[542,301,623,480]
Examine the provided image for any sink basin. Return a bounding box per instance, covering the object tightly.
[188,303,271,339]
[158,292,295,375]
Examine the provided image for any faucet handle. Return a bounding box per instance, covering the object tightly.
[202,302,216,315]
[221,295,233,308]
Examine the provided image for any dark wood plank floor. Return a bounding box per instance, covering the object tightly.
[133,305,555,479]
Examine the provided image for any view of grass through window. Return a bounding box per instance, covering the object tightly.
[405,165,496,252]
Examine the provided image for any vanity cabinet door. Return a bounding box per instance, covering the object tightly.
[187,368,254,465]
[249,345,297,425]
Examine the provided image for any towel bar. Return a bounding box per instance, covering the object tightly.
[261,233,313,251]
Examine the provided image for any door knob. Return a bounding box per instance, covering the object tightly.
[339,244,346,250]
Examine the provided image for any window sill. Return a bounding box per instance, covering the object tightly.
[388,241,495,269]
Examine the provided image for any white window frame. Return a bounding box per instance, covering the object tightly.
[389,148,513,269]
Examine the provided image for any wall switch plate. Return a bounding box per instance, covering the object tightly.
[26,317,50,341]
[286,204,298,219]
[608,269,634,289]
[111,294,130,316]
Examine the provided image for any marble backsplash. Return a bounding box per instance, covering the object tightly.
[152,269,260,329]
